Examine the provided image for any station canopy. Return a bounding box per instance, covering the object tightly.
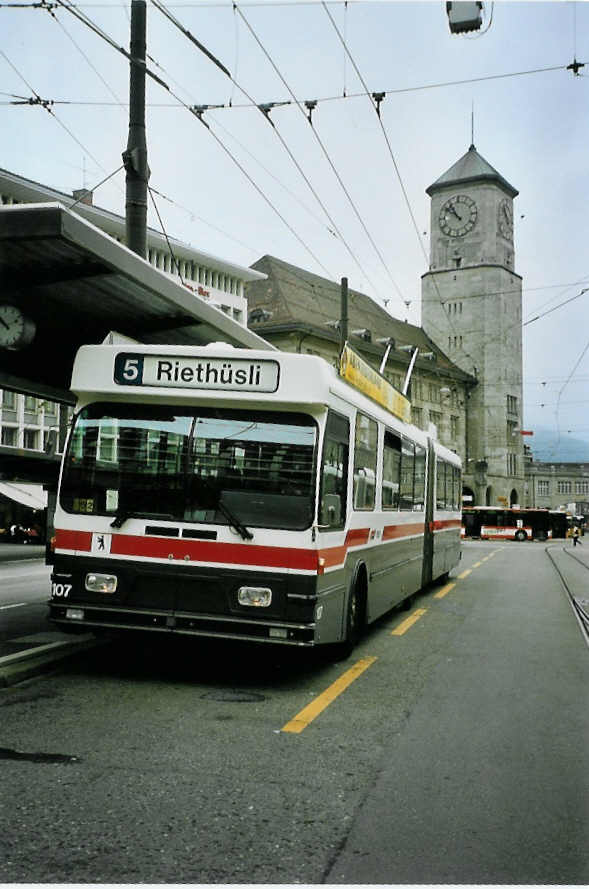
[0,203,273,404]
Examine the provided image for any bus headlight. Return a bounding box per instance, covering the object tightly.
[85,573,118,594]
[238,586,272,607]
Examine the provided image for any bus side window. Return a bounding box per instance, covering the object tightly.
[382,430,401,509]
[399,437,415,511]
[353,413,377,510]
[436,458,446,509]
[319,411,349,529]
[454,466,461,510]
[414,444,426,510]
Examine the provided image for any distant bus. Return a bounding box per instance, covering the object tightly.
[48,343,462,654]
[461,506,552,542]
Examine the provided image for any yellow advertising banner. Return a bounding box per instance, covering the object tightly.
[339,343,411,423]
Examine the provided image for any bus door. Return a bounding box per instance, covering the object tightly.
[421,439,435,587]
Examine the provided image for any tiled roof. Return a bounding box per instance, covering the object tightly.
[246,255,473,380]
[426,144,518,198]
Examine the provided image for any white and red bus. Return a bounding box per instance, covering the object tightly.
[461,506,552,542]
[49,343,461,653]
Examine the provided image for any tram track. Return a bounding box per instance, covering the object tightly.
[545,545,589,646]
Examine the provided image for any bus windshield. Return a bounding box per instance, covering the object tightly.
[60,403,318,531]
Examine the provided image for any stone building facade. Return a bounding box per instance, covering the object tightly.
[526,459,589,516]
[421,145,525,508]
[245,255,475,462]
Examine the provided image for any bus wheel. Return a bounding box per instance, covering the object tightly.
[515,530,527,541]
[335,581,364,659]
[536,530,547,542]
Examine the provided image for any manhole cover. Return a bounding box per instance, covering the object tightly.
[201,690,266,703]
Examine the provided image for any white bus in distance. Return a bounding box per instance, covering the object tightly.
[49,343,462,654]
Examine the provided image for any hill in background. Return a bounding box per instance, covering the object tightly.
[527,427,589,463]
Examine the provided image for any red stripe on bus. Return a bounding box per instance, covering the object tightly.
[55,529,92,551]
[55,528,318,571]
[318,527,370,569]
[382,522,424,540]
[432,519,462,531]
[344,527,371,547]
[55,519,460,573]
[108,534,319,571]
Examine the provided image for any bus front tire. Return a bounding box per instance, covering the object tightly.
[335,581,364,659]
[515,530,527,542]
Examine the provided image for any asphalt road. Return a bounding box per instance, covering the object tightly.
[1,541,588,884]
[0,550,51,644]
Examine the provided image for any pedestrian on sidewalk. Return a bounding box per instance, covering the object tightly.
[572,526,582,546]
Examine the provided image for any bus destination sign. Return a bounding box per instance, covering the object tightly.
[340,343,411,423]
[114,353,280,393]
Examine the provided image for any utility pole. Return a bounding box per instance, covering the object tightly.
[123,0,149,258]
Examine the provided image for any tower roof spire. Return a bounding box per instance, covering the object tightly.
[426,145,518,198]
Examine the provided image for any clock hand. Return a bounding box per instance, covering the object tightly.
[0,316,9,330]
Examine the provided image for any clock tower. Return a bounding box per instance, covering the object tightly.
[421,144,524,507]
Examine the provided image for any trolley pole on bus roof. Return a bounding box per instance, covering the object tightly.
[340,277,348,354]
[123,0,150,259]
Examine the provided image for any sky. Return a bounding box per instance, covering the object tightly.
[2,0,589,454]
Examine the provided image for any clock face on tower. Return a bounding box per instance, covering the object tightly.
[439,194,478,237]
[498,197,513,238]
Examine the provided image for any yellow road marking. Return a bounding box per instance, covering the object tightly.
[481,556,491,562]
[391,607,427,636]
[281,656,377,734]
[472,561,482,568]
[457,568,472,579]
[434,582,455,599]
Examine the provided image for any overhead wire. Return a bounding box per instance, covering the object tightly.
[47,0,336,278]
[549,337,589,458]
[151,0,377,291]
[232,2,398,306]
[0,47,108,173]
[44,2,126,106]
[321,1,480,368]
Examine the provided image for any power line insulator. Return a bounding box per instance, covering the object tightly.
[372,92,385,118]
[304,100,317,124]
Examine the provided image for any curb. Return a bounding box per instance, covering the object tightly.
[0,635,100,688]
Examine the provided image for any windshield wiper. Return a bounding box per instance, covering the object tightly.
[110,510,175,529]
[216,496,253,541]
[192,475,253,541]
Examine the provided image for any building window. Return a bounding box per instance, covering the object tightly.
[575,480,589,495]
[450,416,459,439]
[429,410,442,430]
[429,384,440,403]
[507,395,518,415]
[2,390,16,409]
[507,453,517,475]
[411,407,423,428]
[1,426,17,446]
[24,396,37,411]
[23,429,38,450]
[538,480,550,496]
[557,481,572,495]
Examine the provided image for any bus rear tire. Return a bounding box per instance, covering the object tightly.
[515,530,527,542]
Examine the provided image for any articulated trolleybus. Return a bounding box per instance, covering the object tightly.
[49,342,461,653]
